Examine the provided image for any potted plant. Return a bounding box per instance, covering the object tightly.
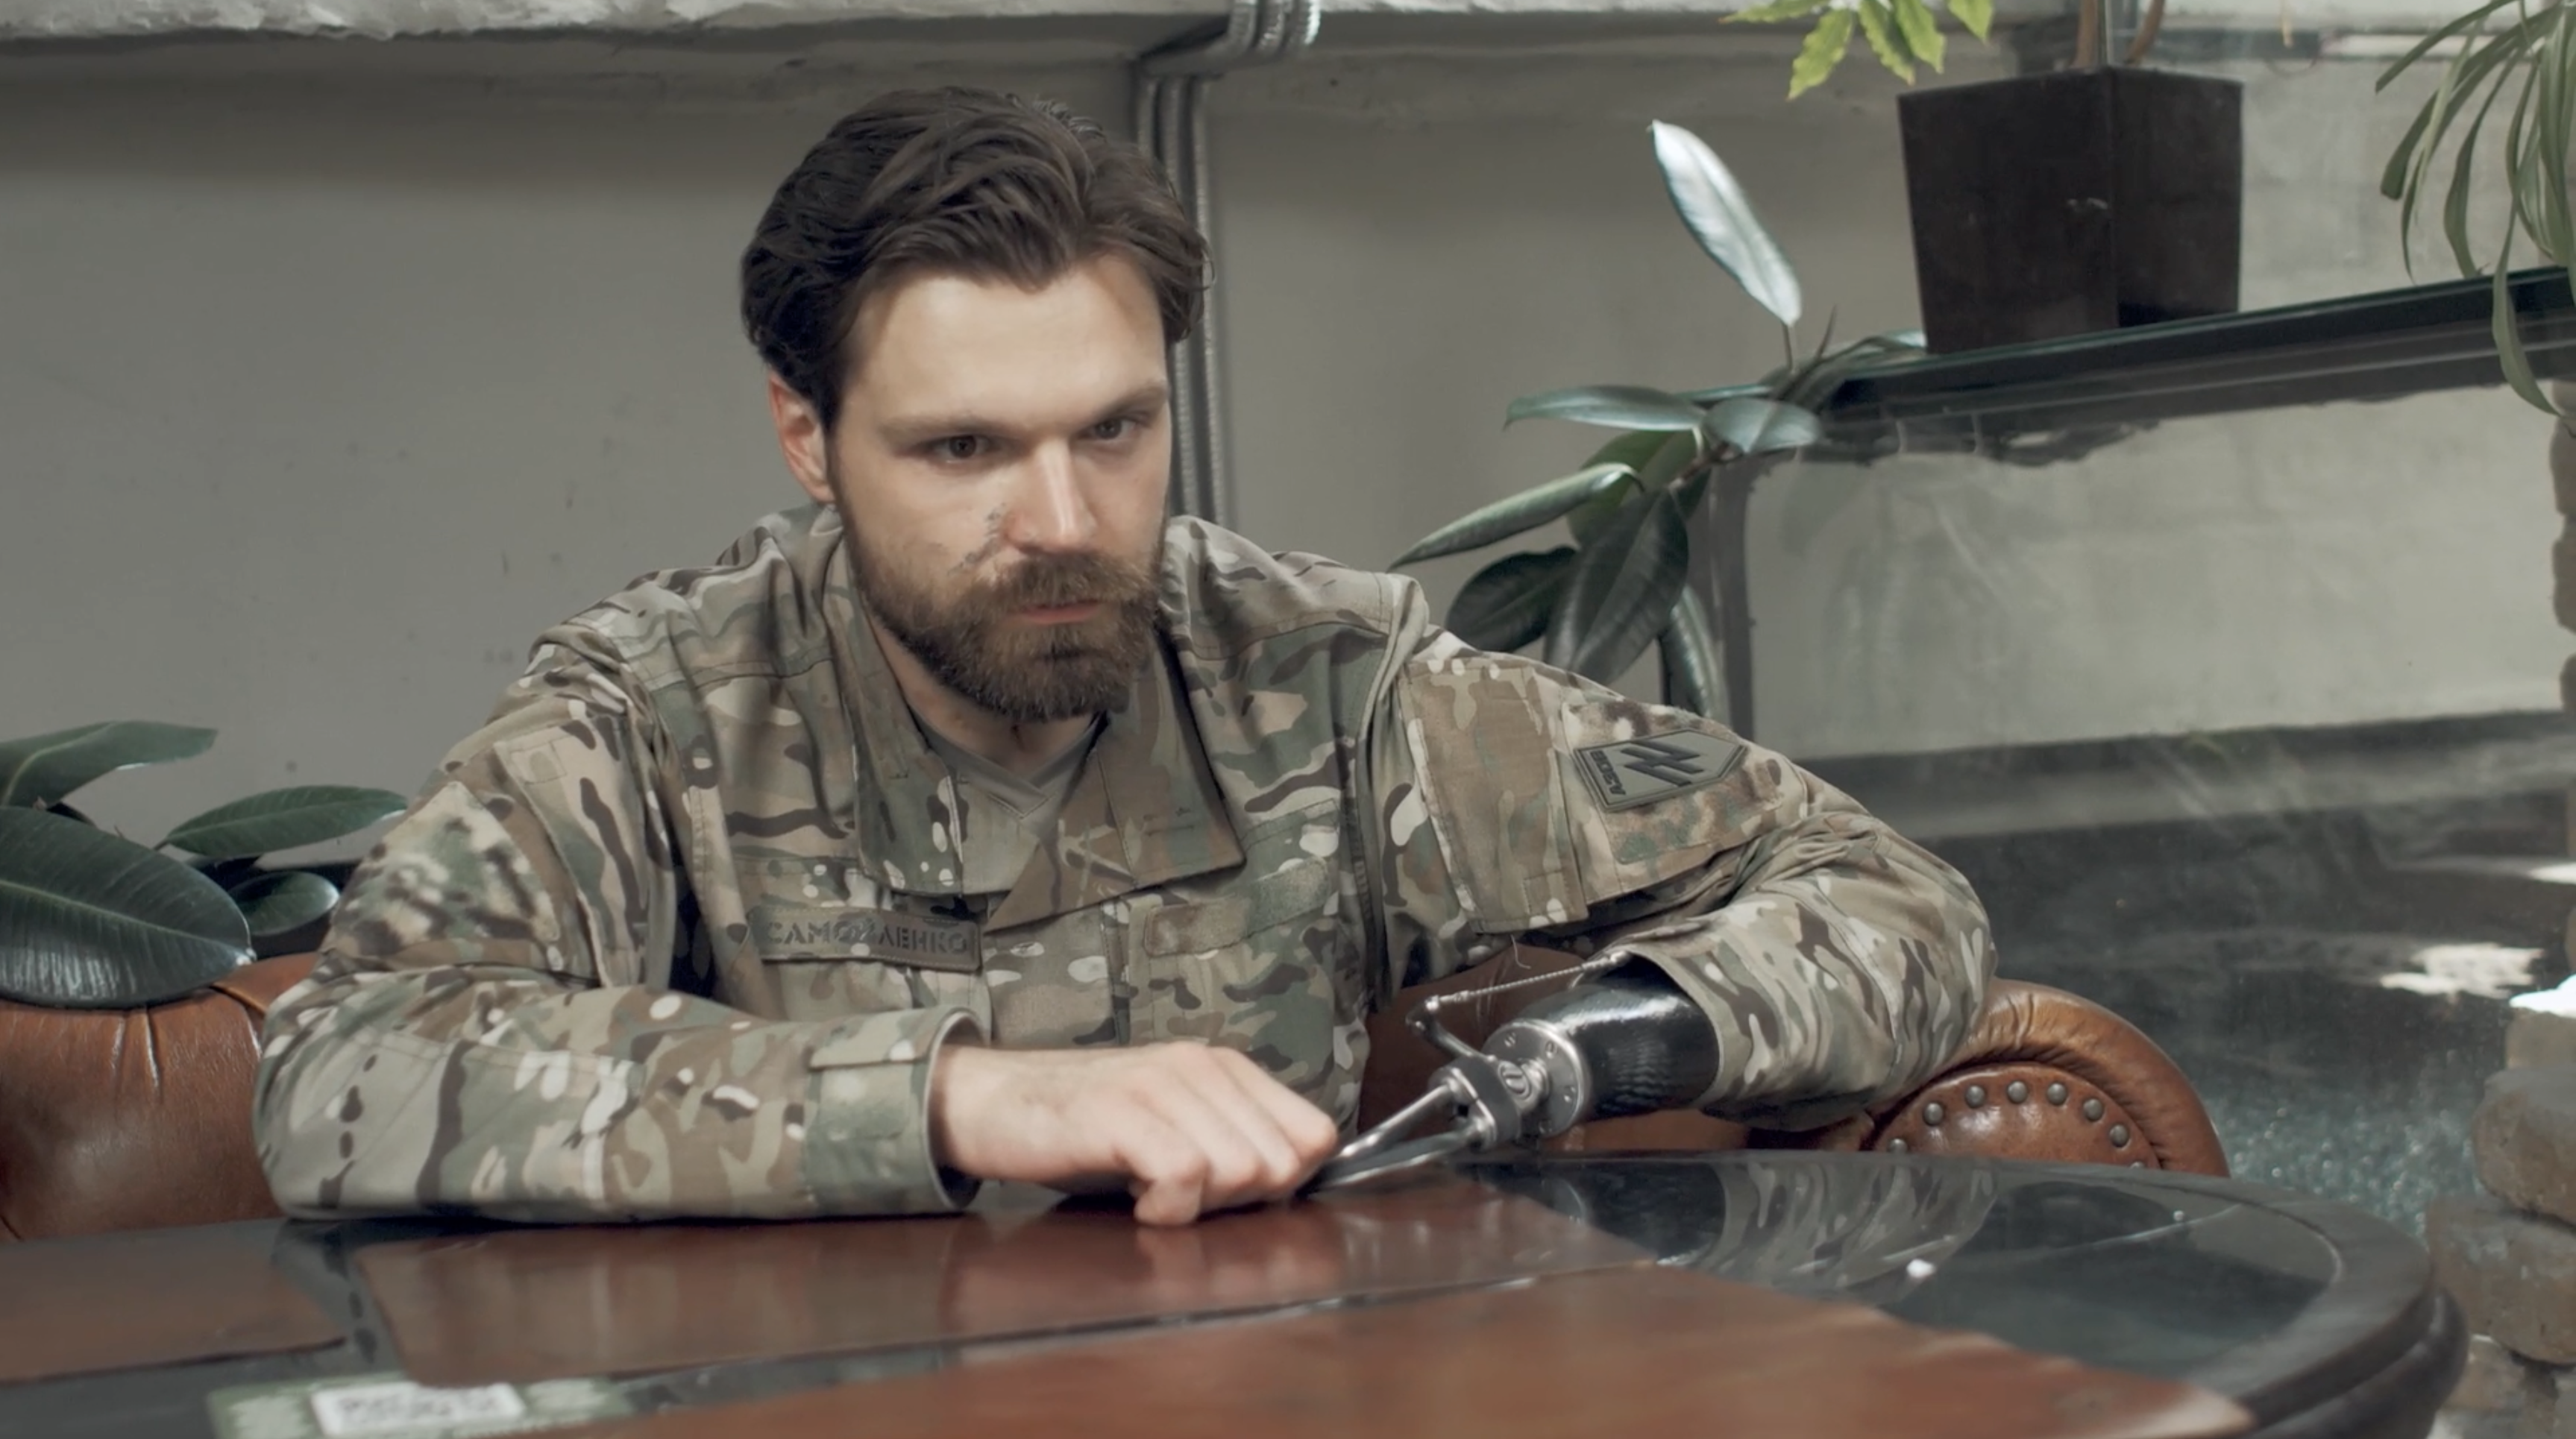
[1392,123,1923,738]
[1731,0,2244,353]
[0,721,405,1009]
[2378,0,2576,410]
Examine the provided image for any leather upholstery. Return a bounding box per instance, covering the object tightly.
[0,955,312,1242]
[0,951,2221,1244]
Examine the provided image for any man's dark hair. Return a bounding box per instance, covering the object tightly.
[741,88,1207,428]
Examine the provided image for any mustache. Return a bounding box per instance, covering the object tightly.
[974,551,1157,611]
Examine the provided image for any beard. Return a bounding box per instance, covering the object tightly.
[843,506,1164,725]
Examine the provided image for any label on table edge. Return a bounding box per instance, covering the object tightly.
[207,1373,632,1439]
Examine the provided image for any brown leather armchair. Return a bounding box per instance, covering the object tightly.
[0,949,2223,1244]
[0,954,313,1242]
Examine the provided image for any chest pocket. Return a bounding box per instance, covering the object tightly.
[1130,807,1349,1098]
[733,856,983,1026]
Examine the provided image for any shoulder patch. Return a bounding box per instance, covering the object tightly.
[1573,730,1745,813]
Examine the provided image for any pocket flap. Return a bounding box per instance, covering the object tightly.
[1141,858,1333,955]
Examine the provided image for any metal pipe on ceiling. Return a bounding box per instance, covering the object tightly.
[1132,0,1321,530]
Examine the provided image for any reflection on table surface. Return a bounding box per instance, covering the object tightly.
[0,1153,2448,1439]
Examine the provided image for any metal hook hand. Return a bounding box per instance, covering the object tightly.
[1306,953,1630,1193]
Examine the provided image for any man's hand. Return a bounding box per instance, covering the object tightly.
[929,1042,1342,1226]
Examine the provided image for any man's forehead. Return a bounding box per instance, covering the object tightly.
[845,258,1166,429]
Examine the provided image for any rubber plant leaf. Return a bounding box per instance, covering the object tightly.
[1776,330,1929,411]
[1556,432,1680,545]
[0,722,217,809]
[1548,483,1695,684]
[227,869,342,938]
[1445,547,1580,654]
[1703,397,1823,457]
[164,785,411,860]
[1649,121,1804,324]
[1659,588,1727,720]
[1505,385,1707,432]
[0,807,251,1008]
[1392,463,1635,567]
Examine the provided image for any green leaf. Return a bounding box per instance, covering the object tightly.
[226,869,342,938]
[1726,0,1838,20]
[1659,589,1727,719]
[1393,464,1636,567]
[1548,484,1695,684]
[2541,9,2576,268]
[1891,0,1947,69]
[2384,19,2526,211]
[1648,122,1804,326]
[1776,330,1929,409]
[0,807,251,1008]
[1703,397,1823,456]
[1788,11,1858,101]
[1856,0,1915,81]
[1950,0,1994,41]
[1581,429,1676,473]
[2491,228,2558,414]
[0,722,216,809]
[2443,57,2515,277]
[1676,382,1774,406]
[1446,548,1580,653]
[1569,435,1691,547]
[2378,0,2519,90]
[164,785,409,860]
[1505,385,1707,432]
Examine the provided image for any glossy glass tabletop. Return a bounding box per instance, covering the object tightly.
[0,1153,2457,1439]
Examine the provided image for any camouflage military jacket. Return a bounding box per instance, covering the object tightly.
[256,506,1994,1221]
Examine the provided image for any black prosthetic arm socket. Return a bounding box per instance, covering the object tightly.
[1491,966,1721,1128]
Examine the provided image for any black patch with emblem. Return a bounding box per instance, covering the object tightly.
[1571,730,1746,813]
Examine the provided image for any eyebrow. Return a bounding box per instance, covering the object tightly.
[879,382,1169,447]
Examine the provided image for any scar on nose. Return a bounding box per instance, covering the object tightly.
[957,506,1007,570]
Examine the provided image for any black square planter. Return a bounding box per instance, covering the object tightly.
[1897,67,2243,354]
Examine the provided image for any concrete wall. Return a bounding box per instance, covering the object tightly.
[0,28,2561,849]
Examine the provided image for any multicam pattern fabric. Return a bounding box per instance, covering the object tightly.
[255,506,1994,1221]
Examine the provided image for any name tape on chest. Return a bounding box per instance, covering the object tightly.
[1572,729,1745,813]
[753,902,981,972]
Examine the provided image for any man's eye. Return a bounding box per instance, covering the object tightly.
[1090,417,1136,441]
[933,436,984,462]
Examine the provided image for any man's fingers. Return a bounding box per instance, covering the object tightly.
[1137,1065,1277,1211]
[1113,1112,1211,1227]
[1166,1048,1310,1192]
[1208,1046,1342,1177]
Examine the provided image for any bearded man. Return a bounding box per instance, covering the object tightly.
[252,88,1994,1227]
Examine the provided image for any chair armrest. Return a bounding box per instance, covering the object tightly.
[1849,980,2229,1177]
[0,954,317,1242]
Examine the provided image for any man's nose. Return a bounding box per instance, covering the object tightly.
[1004,445,1096,554]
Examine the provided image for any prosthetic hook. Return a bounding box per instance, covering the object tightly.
[1306,951,1723,1191]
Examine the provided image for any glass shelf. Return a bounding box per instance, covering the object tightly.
[1820,267,2576,455]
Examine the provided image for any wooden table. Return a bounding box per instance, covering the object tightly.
[0,1153,2462,1439]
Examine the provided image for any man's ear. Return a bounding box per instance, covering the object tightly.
[766,373,836,508]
